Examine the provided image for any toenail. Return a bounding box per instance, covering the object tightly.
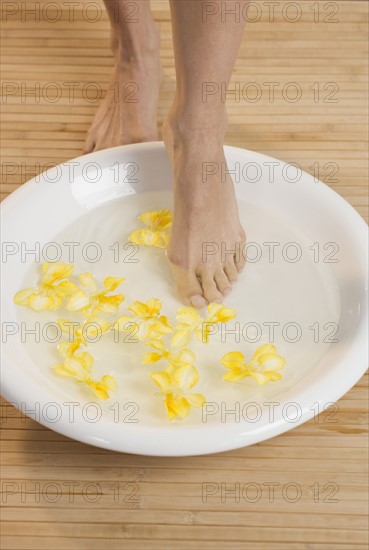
[223,287,231,296]
[189,295,207,308]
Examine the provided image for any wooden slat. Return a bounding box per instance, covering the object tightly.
[0,1,368,549]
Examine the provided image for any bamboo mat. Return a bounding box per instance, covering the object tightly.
[1,1,368,549]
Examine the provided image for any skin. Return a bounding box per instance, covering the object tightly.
[84,0,161,152]
[85,0,247,307]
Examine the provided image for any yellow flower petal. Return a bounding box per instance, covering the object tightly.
[128,302,147,318]
[186,393,206,408]
[171,329,192,348]
[103,276,125,292]
[165,394,190,419]
[13,288,36,306]
[172,364,199,390]
[153,315,173,331]
[130,229,169,249]
[76,351,94,371]
[129,229,149,246]
[129,298,161,319]
[51,294,63,310]
[176,306,202,328]
[52,363,76,378]
[78,272,98,293]
[14,263,76,311]
[142,352,164,365]
[139,209,173,231]
[171,348,196,368]
[98,294,125,313]
[59,358,81,378]
[221,351,246,370]
[53,280,80,297]
[153,231,170,248]
[41,262,74,284]
[145,317,173,340]
[252,344,277,361]
[256,352,285,371]
[250,372,270,385]
[145,338,165,351]
[85,378,115,400]
[29,293,58,311]
[84,318,111,337]
[128,300,149,318]
[115,316,140,333]
[66,290,90,311]
[87,384,108,400]
[149,371,172,391]
[57,339,83,359]
[207,303,237,323]
[57,341,71,358]
[99,375,117,392]
[221,344,286,386]
[222,368,249,382]
[264,371,283,382]
[145,298,162,316]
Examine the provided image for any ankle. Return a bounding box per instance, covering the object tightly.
[110,25,160,64]
[163,101,227,151]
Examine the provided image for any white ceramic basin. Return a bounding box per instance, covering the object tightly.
[1,142,367,456]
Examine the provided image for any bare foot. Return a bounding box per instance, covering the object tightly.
[84,28,162,153]
[162,107,246,308]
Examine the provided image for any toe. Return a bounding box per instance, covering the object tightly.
[189,294,207,308]
[214,269,232,296]
[235,252,247,272]
[224,259,238,284]
[200,270,224,304]
[169,263,207,308]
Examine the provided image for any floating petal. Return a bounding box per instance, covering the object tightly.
[41,262,74,284]
[139,209,173,231]
[186,393,206,408]
[98,294,125,313]
[78,273,98,293]
[171,329,192,348]
[130,229,169,249]
[165,394,190,419]
[103,276,125,292]
[142,352,164,365]
[252,344,277,360]
[256,352,285,371]
[66,290,90,312]
[53,280,80,298]
[171,348,196,368]
[13,288,36,306]
[129,298,161,319]
[207,303,237,323]
[221,351,246,370]
[172,364,199,390]
[150,371,171,391]
[29,293,61,311]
